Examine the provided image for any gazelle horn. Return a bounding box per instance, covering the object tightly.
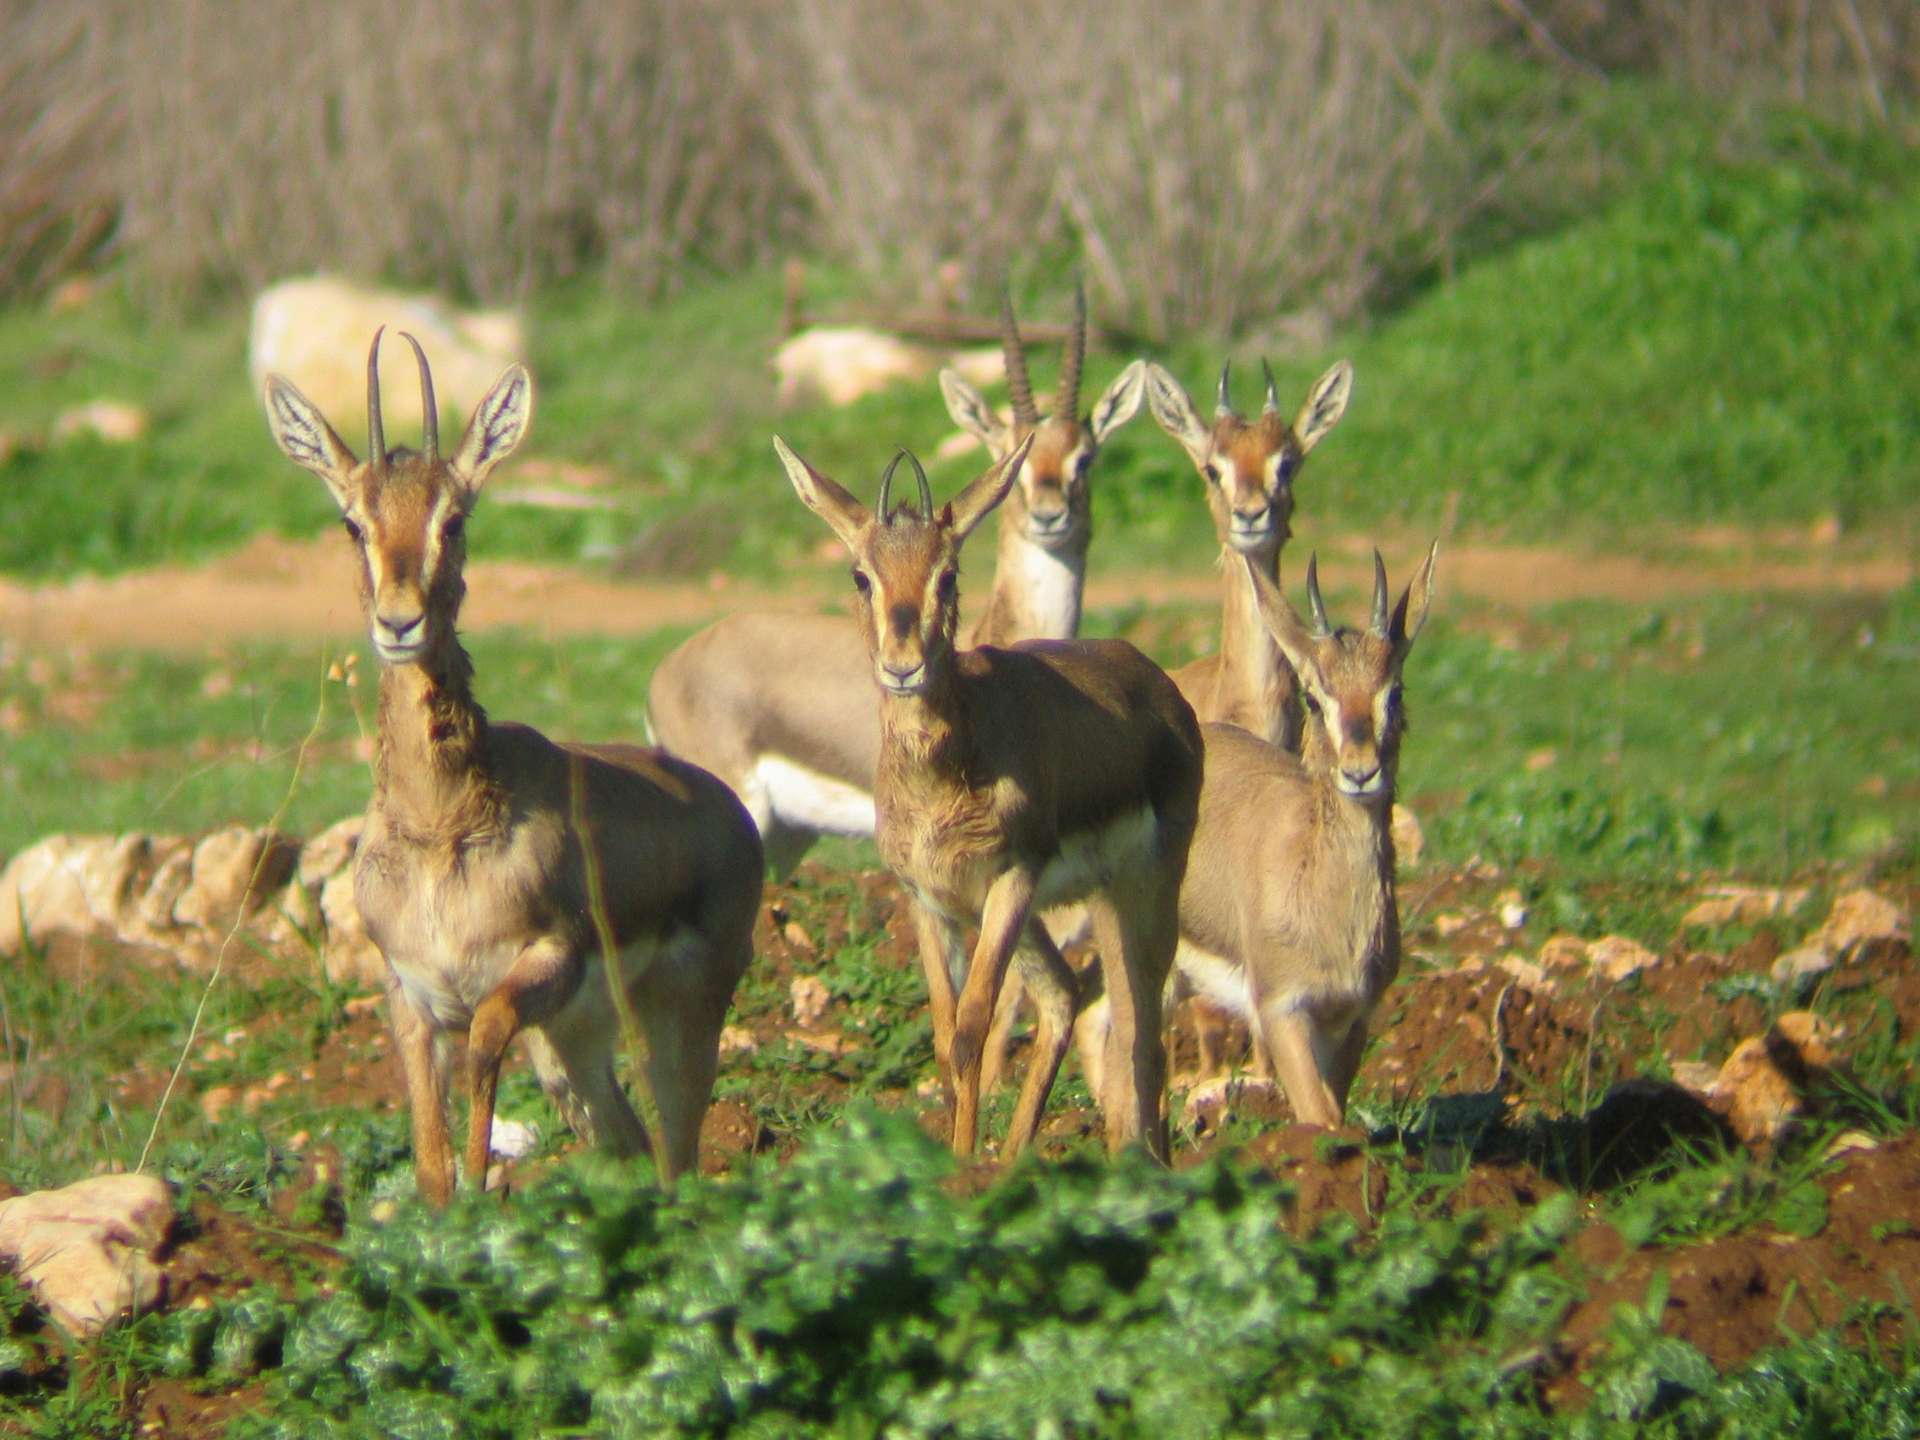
[1055,282,1086,420]
[878,449,905,523]
[1001,290,1038,427]
[1261,358,1280,415]
[1305,553,1332,638]
[366,327,387,472]
[905,449,933,518]
[1216,360,1234,417]
[399,331,437,462]
[1369,549,1391,636]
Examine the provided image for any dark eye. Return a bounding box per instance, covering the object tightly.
[1276,454,1297,483]
[937,571,958,601]
[443,514,465,543]
[341,518,363,543]
[850,569,871,596]
[1202,462,1220,485]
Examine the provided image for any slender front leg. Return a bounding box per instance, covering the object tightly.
[950,867,1036,1158]
[912,902,964,1110]
[464,940,583,1192]
[1002,921,1078,1157]
[1258,1003,1343,1129]
[389,988,455,1207]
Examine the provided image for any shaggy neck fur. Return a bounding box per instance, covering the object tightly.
[373,629,507,846]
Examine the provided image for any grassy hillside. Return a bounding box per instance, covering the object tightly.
[0,85,1913,582]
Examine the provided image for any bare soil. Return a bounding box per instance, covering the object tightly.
[0,528,1908,653]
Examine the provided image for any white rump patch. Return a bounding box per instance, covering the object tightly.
[1036,805,1157,907]
[1175,940,1254,1022]
[751,755,877,838]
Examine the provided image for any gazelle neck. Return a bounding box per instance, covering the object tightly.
[970,511,1086,646]
[1221,543,1299,748]
[372,635,505,841]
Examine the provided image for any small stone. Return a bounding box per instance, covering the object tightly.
[1588,935,1659,983]
[1771,946,1835,985]
[487,1117,540,1161]
[1497,954,1554,994]
[368,1199,399,1225]
[51,399,149,445]
[1668,1060,1720,1095]
[1497,890,1528,931]
[1433,912,1470,939]
[718,1025,759,1059]
[789,974,831,1027]
[1680,885,1810,930]
[1539,935,1589,970]
[0,1174,173,1334]
[200,1085,238,1124]
[1815,888,1908,960]
[1524,747,1559,773]
[782,920,816,954]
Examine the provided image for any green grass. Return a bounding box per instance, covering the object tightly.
[1,79,1915,582]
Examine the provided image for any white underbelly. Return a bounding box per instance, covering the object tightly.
[751,755,877,837]
[1175,940,1254,1022]
[1035,805,1158,909]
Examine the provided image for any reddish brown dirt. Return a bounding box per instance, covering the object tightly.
[0,528,1908,654]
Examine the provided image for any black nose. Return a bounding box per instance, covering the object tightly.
[378,613,423,640]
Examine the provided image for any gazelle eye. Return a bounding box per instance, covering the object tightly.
[937,571,958,601]
[341,518,363,543]
[850,569,871,596]
[1202,462,1220,485]
[443,514,465,543]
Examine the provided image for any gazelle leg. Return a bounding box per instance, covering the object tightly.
[464,941,582,1191]
[912,903,964,1110]
[390,988,456,1207]
[1003,922,1078,1157]
[950,868,1036,1158]
[1257,1003,1342,1128]
[1088,880,1175,1162]
[978,968,1026,1096]
[1326,1017,1371,1119]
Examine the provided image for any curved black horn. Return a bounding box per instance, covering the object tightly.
[906,449,933,518]
[1305,553,1331,638]
[1261,358,1280,415]
[399,331,437,462]
[1055,282,1086,420]
[366,326,387,471]
[1216,359,1234,417]
[1369,549,1391,636]
[1001,290,1038,427]
[878,449,905,523]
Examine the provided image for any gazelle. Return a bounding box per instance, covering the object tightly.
[646,290,1145,875]
[776,437,1202,1160]
[264,331,762,1205]
[1144,357,1353,748]
[981,357,1352,1088]
[1079,544,1437,1128]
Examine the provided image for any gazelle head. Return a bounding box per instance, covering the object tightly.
[1243,544,1437,803]
[938,287,1145,553]
[1145,358,1352,558]
[263,329,532,667]
[776,435,1033,698]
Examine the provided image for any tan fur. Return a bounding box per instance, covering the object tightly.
[1145,359,1352,748]
[264,333,760,1206]
[647,300,1145,876]
[777,436,1202,1162]
[1082,544,1438,1126]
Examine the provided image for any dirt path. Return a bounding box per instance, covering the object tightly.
[0,530,1908,653]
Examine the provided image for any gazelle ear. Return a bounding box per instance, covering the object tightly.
[1089,360,1147,443]
[1293,360,1353,454]
[939,368,1010,453]
[452,363,533,494]
[774,436,871,550]
[1143,362,1212,466]
[263,374,359,509]
[946,431,1033,543]
[1391,540,1439,655]
[1242,555,1324,687]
